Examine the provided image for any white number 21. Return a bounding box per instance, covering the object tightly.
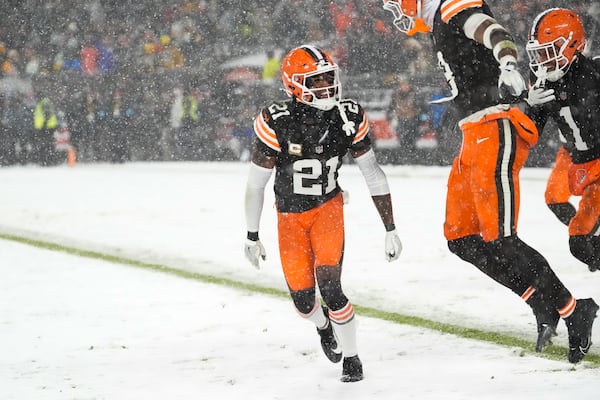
[293,156,339,195]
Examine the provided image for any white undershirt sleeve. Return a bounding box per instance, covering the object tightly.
[353,148,390,196]
[244,162,273,233]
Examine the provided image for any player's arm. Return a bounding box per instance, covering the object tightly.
[348,104,395,230]
[351,146,394,228]
[243,145,274,269]
[462,12,517,63]
[244,109,278,269]
[351,145,402,262]
[457,6,525,97]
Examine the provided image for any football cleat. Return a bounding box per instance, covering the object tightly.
[317,306,342,363]
[341,355,363,383]
[536,322,558,353]
[530,297,560,352]
[565,298,599,363]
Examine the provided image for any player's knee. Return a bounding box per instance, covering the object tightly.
[447,235,484,261]
[488,235,521,261]
[289,288,316,315]
[318,279,348,311]
[569,235,596,265]
[547,202,576,226]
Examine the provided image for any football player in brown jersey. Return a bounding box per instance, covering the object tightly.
[243,45,403,382]
[383,0,597,363]
[525,6,600,282]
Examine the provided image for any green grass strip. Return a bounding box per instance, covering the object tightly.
[2,232,598,367]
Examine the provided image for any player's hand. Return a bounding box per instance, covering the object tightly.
[384,230,402,262]
[245,238,266,269]
[525,86,555,107]
[498,57,527,99]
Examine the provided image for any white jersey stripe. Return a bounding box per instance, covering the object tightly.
[254,114,280,151]
[441,0,483,23]
[500,119,513,237]
[353,116,370,144]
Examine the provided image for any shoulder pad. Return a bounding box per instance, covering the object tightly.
[441,0,484,24]
[340,98,358,105]
[261,100,293,120]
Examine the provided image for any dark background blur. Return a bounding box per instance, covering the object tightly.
[0,0,598,166]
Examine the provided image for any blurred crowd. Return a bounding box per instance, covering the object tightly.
[0,0,598,166]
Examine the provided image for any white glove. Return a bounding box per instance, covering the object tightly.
[245,239,266,269]
[498,57,527,99]
[525,86,555,107]
[384,230,402,262]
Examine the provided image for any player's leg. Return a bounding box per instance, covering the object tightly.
[278,208,339,362]
[568,180,600,272]
[446,120,531,296]
[313,194,362,382]
[467,116,561,351]
[545,146,576,226]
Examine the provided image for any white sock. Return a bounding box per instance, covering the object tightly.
[297,298,328,329]
[330,302,358,357]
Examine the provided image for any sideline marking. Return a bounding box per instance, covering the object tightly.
[1,232,598,367]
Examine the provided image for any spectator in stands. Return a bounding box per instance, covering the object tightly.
[80,38,99,75]
[32,95,58,165]
[388,77,420,163]
[261,50,280,83]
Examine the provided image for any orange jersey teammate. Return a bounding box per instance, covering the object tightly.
[383,0,597,363]
[243,45,402,382]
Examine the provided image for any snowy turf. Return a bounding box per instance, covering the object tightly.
[0,161,599,399]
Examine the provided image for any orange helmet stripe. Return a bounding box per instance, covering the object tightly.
[441,0,483,23]
[253,114,280,151]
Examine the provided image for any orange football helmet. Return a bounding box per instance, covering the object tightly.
[280,45,341,111]
[382,0,430,36]
[526,8,586,82]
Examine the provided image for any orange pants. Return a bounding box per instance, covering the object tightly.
[445,108,537,242]
[545,146,572,205]
[545,146,600,236]
[568,158,600,236]
[277,193,344,291]
[569,180,600,236]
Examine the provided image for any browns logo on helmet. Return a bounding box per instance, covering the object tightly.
[280,45,341,111]
[526,8,587,82]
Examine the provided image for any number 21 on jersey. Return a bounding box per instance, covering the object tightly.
[293,156,339,195]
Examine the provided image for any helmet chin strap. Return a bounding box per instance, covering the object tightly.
[336,103,356,136]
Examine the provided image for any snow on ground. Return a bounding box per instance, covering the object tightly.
[0,161,599,399]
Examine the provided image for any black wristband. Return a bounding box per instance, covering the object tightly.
[247,231,259,241]
[384,223,396,232]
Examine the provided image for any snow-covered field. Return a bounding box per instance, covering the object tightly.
[1,161,599,399]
